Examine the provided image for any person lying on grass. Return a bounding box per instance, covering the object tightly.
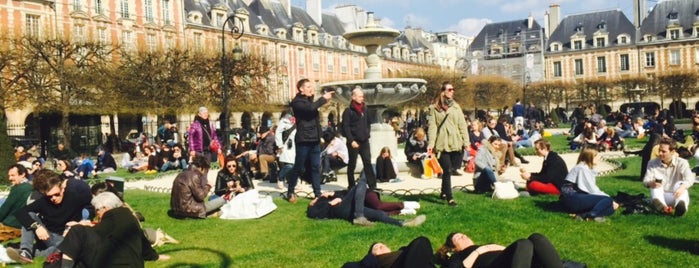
[306,177,425,227]
[435,232,568,268]
[342,236,435,268]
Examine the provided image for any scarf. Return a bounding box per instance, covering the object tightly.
[351,101,364,115]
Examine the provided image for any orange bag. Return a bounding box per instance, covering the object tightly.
[428,154,443,175]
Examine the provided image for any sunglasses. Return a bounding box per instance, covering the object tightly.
[226,164,237,168]
[446,88,455,92]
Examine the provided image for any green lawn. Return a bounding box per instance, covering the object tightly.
[16,135,699,267]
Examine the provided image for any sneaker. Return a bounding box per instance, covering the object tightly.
[675,201,687,217]
[399,208,417,215]
[402,214,426,227]
[6,247,33,264]
[592,217,606,222]
[652,198,672,214]
[352,216,375,226]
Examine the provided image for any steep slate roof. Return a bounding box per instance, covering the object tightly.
[469,19,543,52]
[248,0,320,39]
[184,0,263,32]
[547,9,635,51]
[321,13,345,36]
[639,0,699,39]
[184,0,213,26]
[396,28,432,51]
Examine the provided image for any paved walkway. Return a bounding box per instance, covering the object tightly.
[125,150,625,198]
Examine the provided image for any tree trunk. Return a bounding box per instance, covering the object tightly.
[61,113,72,152]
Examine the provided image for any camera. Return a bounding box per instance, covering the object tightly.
[322,87,336,93]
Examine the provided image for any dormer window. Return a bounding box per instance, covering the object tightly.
[575,23,584,34]
[668,10,679,20]
[595,37,606,47]
[597,20,606,30]
[669,29,680,39]
[644,34,654,42]
[552,43,560,52]
[573,40,583,50]
[619,36,628,44]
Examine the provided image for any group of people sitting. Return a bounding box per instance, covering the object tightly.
[0,163,171,266]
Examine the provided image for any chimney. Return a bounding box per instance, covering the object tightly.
[633,0,646,29]
[306,0,322,25]
[528,13,534,29]
[548,3,561,36]
[280,0,291,18]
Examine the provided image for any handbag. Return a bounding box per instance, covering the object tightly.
[427,155,443,175]
[209,139,220,152]
[492,181,519,199]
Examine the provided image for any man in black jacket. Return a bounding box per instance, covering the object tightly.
[342,88,377,189]
[519,140,568,195]
[286,78,333,202]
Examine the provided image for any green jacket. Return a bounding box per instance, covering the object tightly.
[0,182,31,228]
[428,102,470,153]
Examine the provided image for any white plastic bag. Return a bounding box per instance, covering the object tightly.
[219,190,277,220]
[492,181,519,199]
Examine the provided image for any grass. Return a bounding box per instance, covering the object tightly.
[15,135,699,267]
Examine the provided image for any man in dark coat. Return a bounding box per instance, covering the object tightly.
[520,140,568,195]
[285,78,333,202]
[342,88,377,189]
[58,192,167,267]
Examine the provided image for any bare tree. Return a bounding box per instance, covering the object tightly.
[657,71,698,118]
[616,75,648,103]
[17,37,116,151]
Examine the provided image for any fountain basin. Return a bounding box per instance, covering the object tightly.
[321,78,427,106]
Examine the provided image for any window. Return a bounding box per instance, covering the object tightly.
[97,28,107,44]
[120,0,130,19]
[164,35,173,50]
[146,34,157,51]
[94,0,103,15]
[573,40,582,50]
[298,49,305,69]
[145,0,153,23]
[645,52,655,67]
[73,0,82,11]
[162,0,171,25]
[327,52,334,72]
[595,37,605,47]
[597,56,606,73]
[669,50,680,65]
[340,54,347,73]
[353,55,360,74]
[574,59,584,75]
[73,24,85,42]
[312,49,319,71]
[279,45,287,64]
[695,48,699,64]
[122,31,133,50]
[620,54,630,71]
[553,44,559,51]
[193,32,202,51]
[670,29,680,40]
[25,14,40,37]
[620,36,627,44]
[553,61,562,77]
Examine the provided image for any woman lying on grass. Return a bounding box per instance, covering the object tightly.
[435,232,566,268]
[342,236,435,268]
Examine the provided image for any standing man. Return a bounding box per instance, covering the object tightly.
[643,137,693,216]
[519,140,568,195]
[513,99,525,128]
[342,88,377,189]
[427,82,470,206]
[286,79,334,203]
[188,107,220,163]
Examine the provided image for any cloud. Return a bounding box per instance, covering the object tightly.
[403,13,431,29]
[378,17,395,28]
[447,18,492,36]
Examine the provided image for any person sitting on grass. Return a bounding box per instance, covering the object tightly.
[643,137,693,216]
[375,146,399,183]
[559,147,619,222]
[342,236,435,268]
[473,136,505,193]
[0,164,33,242]
[57,192,170,267]
[519,140,568,195]
[94,147,117,176]
[169,154,225,219]
[404,127,428,178]
[435,232,568,268]
[306,177,426,227]
[214,155,252,200]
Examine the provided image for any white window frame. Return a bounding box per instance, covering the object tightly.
[574,59,584,75]
[298,48,305,69]
[327,51,334,72]
[353,55,360,74]
[620,54,630,71]
[25,14,40,37]
[553,61,562,77]
[340,54,347,73]
[73,24,85,42]
[312,49,320,71]
[97,27,107,44]
[146,34,157,51]
[94,0,104,15]
[597,56,606,73]
[669,50,680,65]
[162,0,171,25]
[645,52,655,67]
[145,0,154,23]
[120,0,130,19]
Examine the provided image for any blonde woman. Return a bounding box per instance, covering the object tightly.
[375,147,399,183]
[559,147,618,222]
[427,82,470,206]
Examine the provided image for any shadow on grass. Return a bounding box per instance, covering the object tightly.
[613,175,641,183]
[533,199,565,213]
[644,235,699,255]
[159,247,232,268]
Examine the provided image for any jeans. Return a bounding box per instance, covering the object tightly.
[321,154,347,174]
[560,192,615,218]
[20,214,63,257]
[333,177,402,226]
[160,159,188,172]
[438,151,460,200]
[288,142,322,197]
[475,167,497,193]
[347,140,376,189]
[278,162,293,183]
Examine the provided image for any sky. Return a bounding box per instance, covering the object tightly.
[317,0,662,36]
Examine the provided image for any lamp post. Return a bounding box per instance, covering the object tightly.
[221,15,244,154]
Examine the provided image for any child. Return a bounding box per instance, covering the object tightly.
[375,147,400,183]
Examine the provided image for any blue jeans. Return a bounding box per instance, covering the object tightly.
[475,167,497,193]
[278,162,293,182]
[20,213,64,257]
[288,142,321,197]
[560,191,615,218]
[160,159,188,172]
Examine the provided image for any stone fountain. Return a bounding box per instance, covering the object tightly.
[321,12,427,165]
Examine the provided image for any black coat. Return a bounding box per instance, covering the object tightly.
[342,104,371,143]
[530,151,568,189]
[290,93,327,144]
